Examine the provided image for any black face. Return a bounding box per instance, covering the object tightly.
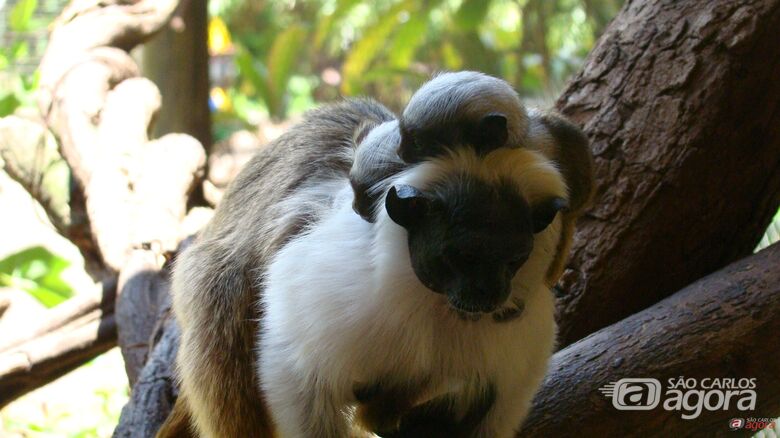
[386,176,566,314]
[398,113,509,163]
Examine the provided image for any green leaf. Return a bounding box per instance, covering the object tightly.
[0,246,74,308]
[9,0,38,32]
[235,49,272,113]
[0,93,21,117]
[454,0,492,31]
[387,9,429,69]
[12,41,29,61]
[313,0,361,51]
[342,0,414,95]
[266,25,307,118]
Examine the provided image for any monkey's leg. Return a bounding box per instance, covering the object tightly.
[353,378,430,434]
[259,340,350,436]
[156,394,196,438]
[472,374,543,438]
[381,386,495,438]
[171,252,274,438]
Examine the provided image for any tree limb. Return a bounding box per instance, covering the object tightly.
[521,243,780,437]
[555,0,780,347]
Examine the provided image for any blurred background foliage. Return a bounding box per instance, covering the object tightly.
[0,0,47,117]
[207,0,624,132]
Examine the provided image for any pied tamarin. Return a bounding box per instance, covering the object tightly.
[350,71,594,283]
[157,72,594,438]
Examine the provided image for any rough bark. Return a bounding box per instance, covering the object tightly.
[0,116,70,235]
[0,0,205,407]
[555,0,780,346]
[0,306,117,408]
[38,0,205,273]
[113,316,180,438]
[116,250,173,387]
[521,243,780,437]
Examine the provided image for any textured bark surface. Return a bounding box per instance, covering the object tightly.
[555,0,780,346]
[521,243,780,437]
[116,250,172,386]
[113,318,180,438]
[0,0,206,408]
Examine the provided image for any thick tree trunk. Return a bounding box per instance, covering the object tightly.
[141,0,212,153]
[555,0,780,347]
[521,243,780,437]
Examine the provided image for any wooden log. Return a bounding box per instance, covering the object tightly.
[554,0,780,347]
[37,0,204,273]
[0,280,115,353]
[521,243,780,437]
[113,318,180,438]
[0,0,206,409]
[0,313,116,408]
[116,250,171,386]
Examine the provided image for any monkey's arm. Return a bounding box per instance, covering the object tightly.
[527,111,595,285]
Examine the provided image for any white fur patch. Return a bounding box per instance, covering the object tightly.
[259,147,564,437]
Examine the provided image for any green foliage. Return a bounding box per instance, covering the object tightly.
[341,0,415,94]
[1,0,43,117]
[9,0,39,32]
[235,25,307,120]
[454,0,492,31]
[0,246,74,308]
[217,0,623,121]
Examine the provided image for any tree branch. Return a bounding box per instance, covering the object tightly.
[521,243,780,436]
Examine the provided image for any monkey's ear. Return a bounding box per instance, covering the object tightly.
[532,197,568,233]
[386,185,430,228]
[473,113,509,153]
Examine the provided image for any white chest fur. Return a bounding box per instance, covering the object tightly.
[259,183,558,437]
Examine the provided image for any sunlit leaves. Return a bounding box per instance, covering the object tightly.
[9,0,37,32]
[0,246,74,308]
[235,25,307,119]
[218,0,621,118]
[268,25,307,113]
[341,0,414,95]
[454,0,492,31]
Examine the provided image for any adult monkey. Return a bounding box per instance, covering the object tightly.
[158,82,593,437]
[350,71,594,284]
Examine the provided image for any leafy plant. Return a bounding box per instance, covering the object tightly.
[236,25,307,120]
[9,0,39,32]
[1,0,42,117]
[216,0,623,121]
[0,246,75,308]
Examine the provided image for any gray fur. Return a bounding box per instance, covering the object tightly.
[350,71,531,221]
[161,98,394,438]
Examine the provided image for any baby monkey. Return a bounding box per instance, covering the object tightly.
[350,71,529,222]
[350,71,594,284]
